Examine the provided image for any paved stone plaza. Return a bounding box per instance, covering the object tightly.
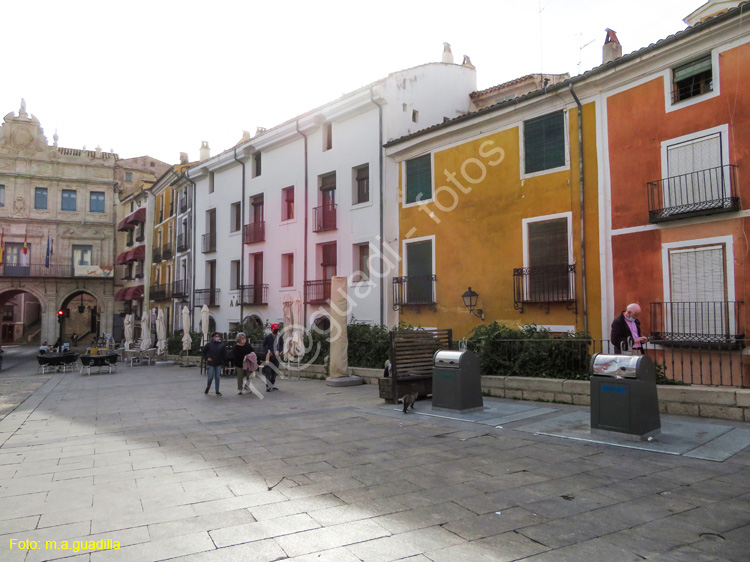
[1,355,749,561]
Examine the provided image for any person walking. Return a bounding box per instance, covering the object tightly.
[233,332,255,395]
[611,303,648,354]
[202,332,226,396]
[263,324,284,392]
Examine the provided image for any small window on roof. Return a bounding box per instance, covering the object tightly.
[673,54,713,103]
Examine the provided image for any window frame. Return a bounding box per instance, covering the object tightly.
[281,252,294,287]
[34,187,48,210]
[353,164,370,206]
[0,184,4,207]
[281,186,295,221]
[230,201,242,233]
[522,212,573,269]
[663,50,721,112]
[402,154,433,208]
[61,189,77,212]
[352,243,371,283]
[89,191,105,213]
[520,110,569,178]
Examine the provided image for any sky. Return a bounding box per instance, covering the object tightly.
[3,0,705,165]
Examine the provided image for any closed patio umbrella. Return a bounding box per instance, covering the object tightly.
[140,308,152,351]
[124,314,134,349]
[156,307,167,356]
[200,304,210,345]
[181,306,192,352]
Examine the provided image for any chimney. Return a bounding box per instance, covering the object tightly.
[603,28,622,64]
[442,42,454,64]
[179,152,189,164]
[199,141,210,161]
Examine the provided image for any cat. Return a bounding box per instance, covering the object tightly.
[400,391,418,413]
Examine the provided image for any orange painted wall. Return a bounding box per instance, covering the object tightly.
[607,42,750,332]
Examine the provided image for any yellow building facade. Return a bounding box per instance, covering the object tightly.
[149,177,176,331]
[386,96,602,340]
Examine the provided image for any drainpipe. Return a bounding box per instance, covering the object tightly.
[370,86,386,326]
[187,174,196,332]
[295,120,309,327]
[569,84,588,336]
[233,146,247,328]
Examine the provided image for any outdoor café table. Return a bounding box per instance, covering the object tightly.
[80,354,118,375]
[38,352,79,373]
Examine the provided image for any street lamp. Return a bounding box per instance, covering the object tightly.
[462,287,484,321]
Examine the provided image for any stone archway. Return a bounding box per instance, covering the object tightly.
[0,289,44,344]
[59,291,101,346]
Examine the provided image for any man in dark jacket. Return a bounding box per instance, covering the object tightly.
[202,332,226,396]
[611,303,648,354]
[263,324,284,392]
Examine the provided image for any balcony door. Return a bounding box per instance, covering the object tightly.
[4,243,30,276]
[668,245,729,337]
[406,239,433,304]
[252,195,264,224]
[665,133,724,211]
[321,243,336,281]
[527,218,569,301]
[251,252,264,303]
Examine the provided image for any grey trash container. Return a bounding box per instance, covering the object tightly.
[432,350,483,413]
[590,353,661,440]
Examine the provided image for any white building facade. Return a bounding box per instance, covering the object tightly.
[188,62,477,332]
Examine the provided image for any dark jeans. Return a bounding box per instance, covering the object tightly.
[264,362,278,386]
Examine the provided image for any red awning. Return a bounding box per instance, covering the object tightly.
[115,285,145,301]
[129,245,146,261]
[117,208,147,231]
[116,250,131,265]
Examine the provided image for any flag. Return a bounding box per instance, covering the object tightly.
[0,229,4,266]
[22,234,28,266]
[45,235,50,268]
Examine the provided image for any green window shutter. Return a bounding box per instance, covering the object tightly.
[674,55,712,82]
[524,111,565,174]
[405,154,431,204]
[406,240,433,303]
[528,218,568,267]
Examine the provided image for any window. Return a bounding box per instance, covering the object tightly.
[282,253,294,287]
[282,187,294,221]
[253,152,261,177]
[673,55,712,103]
[353,165,369,205]
[321,243,337,280]
[405,239,434,303]
[73,245,93,266]
[89,191,105,213]
[125,172,133,182]
[230,260,240,290]
[230,201,242,232]
[4,243,31,275]
[61,190,77,211]
[353,243,370,282]
[412,110,419,123]
[323,122,332,151]
[209,172,215,194]
[525,217,571,301]
[0,185,4,207]
[405,154,431,205]
[524,111,565,174]
[34,187,48,210]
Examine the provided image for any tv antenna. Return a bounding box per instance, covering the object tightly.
[577,33,596,74]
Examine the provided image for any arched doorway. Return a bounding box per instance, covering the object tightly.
[0,289,43,344]
[60,291,100,345]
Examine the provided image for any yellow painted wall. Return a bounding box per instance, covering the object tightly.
[398,102,601,339]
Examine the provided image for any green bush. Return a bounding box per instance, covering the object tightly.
[347,321,391,368]
[167,331,202,355]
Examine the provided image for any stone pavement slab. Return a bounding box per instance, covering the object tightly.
[0,362,748,561]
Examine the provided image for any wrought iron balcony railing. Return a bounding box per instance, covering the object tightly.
[194,288,220,307]
[0,262,115,279]
[392,275,437,310]
[238,284,268,305]
[202,232,216,253]
[313,204,337,232]
[152,248,162,263]
[173,278,189,298]
[647,164,739,223]
[176,233,189,252]
[243,221,265,244]
[513,264,576,313]
[162,242,173,260]
[650,301,744,348]
[305,279,332,304]
[150,283,173,300]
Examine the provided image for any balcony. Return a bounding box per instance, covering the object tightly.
[513,264,576,313]
[173,278,189,298]
[650,301,744,348]
[647,164,739,223]
[150,283,173,300]
[162,242,173,260]
[152,248,162,263]
[202,232,216,253]
[0,262,115,279]
[305,279,332,304]
[243,221,265,244]
[238,284,268,305]
[392,275,437,311]
[313,204,337,232]
[176,233,188,252]
[194,288,220,307]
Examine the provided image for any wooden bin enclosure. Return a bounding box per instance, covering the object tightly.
[379,329,453,403]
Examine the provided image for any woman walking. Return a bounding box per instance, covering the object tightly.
[233,332,255,395]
